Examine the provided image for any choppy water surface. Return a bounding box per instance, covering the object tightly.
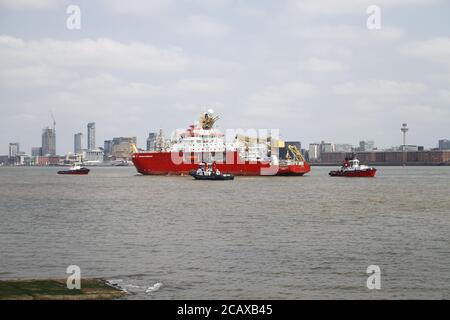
[1,166,449,299]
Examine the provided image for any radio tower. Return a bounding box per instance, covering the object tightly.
[401,123,408,148]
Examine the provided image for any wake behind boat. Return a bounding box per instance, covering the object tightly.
[329,157,376,177]
[57,164,90,175]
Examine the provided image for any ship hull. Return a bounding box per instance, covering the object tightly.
[132,152,310,176]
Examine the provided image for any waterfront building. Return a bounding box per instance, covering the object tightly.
[146,132,157,151]
[439,139,450,150]
[87,122,96,150]
[320,141,335,153]
[9,142,19,158]
[14,152,27,165]
[83,149,104,162]
[319,150,450,166]
[399,145,419,152]
[103,139,113,159]
[308,143,321,161]
[74,132,83,154]
[358,140,375,152]
[334,144,354,152]
[31,147,42,157]
[35,156,60,166]
[0,155,10,165]
[111,137,137,160]
[41,127,56,156]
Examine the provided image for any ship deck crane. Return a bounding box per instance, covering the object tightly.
[287,145,305,163]
[130,143,139,154]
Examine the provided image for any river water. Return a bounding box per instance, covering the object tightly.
[0,166,449,299]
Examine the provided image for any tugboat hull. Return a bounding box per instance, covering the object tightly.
[189,170,234,180]
[57,168,90,175]
[329,168,376,177]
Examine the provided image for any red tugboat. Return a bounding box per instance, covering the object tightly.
[132,110,311,176]
[329,157,376,177]
[57,164,90,175]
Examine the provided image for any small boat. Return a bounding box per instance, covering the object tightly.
[189,162,234,180]
[57,164,90,175]
[329,157,376,177]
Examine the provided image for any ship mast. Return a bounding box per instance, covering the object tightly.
[199,109,219,130]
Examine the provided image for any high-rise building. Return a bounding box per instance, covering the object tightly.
[84,149,104,162]
[111,137,137,160]
[334,144,353,152]
[308,143,321,161]
[146,132,157,151]
[320,141,334,153]
[87,122,96,150]
[74,132,83,154]
[41,127,56,156]
[31,147,42,157]
[321,143,334,153]
[438,139,450,150]
[359,140,375,152]
[104,140,113,155]
[9,142,19,158]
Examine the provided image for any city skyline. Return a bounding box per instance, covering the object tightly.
[1,1,450,155]
[2,117,450,157]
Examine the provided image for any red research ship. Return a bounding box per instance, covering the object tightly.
[132,110,311,176]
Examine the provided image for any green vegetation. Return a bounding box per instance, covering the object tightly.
[0,278,126,300]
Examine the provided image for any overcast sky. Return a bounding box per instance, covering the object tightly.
[1,0,450,154]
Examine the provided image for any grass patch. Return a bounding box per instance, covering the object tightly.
[0,278,127,300]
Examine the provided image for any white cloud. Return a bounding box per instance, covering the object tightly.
[287,0,440,16]
[0,35,191,75]
[242,82,317,118]
[77,73,165,99]
[0,1,449,152]
[301,57,346,73]
[296,25,359,42]
[175,78,230,94]
[400,37,450,67]
[0,65,75,88]
[100,0,174,15]
[0,0,60,10]
[175,15,231,37]
[187,0,231,9]
[438,89,450,103]
[332,80,428,97]
[296,24,405,43]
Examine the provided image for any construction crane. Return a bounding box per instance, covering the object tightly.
[50,110,56,131]
[287,145,305,163]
